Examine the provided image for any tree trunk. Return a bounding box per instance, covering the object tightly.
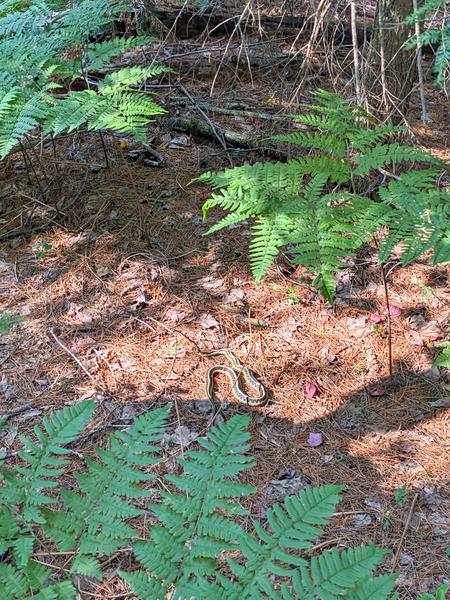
[363,0,416,119]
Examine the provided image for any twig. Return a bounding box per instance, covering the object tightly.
[0,403,33,421]
[177,84,233,166]
[380,263,393,378]
[391,493,419,572]
[48,328,106,391]
[98,130,111,170]
[412,0,431,124]
[350,0,362,104]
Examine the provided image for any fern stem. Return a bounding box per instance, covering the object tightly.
[380,263,393,378]
[19,141,45,198]
[98,130,110,170]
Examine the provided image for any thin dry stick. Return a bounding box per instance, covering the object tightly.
[98,130,111,170]
[178,84,233,166]
[391,492,419,572]
[350,0,362,104]
[380,264,393,378]
[412,0,431,124]
[377,2,389,111]
[48,328,106,391]
[19,141,44,196]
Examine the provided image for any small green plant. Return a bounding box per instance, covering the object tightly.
[0,311,23,334]
[33,240,52,260]
[434,339,450,368]
[286,285,300,304]
[411,276,433,302]
[394,487,408,508]
[0,0,169,160]
[199,91,449,301]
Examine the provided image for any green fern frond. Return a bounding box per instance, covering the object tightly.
[43,404,171,577]
[354,143,439,175]
[205,210,254,234]
[286,186,383,302]
[85,36,154,70]
[0,401,95,523]
[275,131,348,159]
[126,415,255,597]
[293,544,392,600]
[0,0,167,158]
[250,213,291,282]
[378,171,450,264]
[346,574,401,600]
[405,0,446,23]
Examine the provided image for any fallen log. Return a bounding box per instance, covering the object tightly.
[151,9,369,46]
[161,116,286,158]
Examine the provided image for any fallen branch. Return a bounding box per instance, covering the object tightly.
[162,116,285,158]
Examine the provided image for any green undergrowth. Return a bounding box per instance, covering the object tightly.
[0,401,448,598]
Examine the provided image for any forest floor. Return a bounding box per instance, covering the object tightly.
[0,18,450,599]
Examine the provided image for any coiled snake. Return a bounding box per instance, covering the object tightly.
[201,349,268,407]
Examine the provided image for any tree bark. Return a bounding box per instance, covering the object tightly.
[363,0,416,119]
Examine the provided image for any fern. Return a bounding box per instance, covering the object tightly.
[0,402,95,599]
[0,401,445,598]
[43,405,170,579]
[406,0,449,87]
[0,401,95,523]
[0,0,168,159]
[121,416,396,600]
[199,91,449,301]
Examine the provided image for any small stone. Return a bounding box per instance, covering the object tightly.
[399,552,414,566]
[352,514,372,528]
[189,400,213,414]
[321,454,334,465]
[364,499,382,510]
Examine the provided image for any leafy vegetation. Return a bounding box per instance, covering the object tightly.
[0,0,169,159]
[0,311,23,334]
[199,91,450,301]
[406,0,450,88]
[2,401,445,599]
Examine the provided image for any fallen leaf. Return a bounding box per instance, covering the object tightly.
[346,316,372,338]
[165,307,186,323]
[368,387,386,397]
[405,329,424,346]
[197,313,219,329]
[318,347,337,364]
[307,432,323,447]
[305,382,318,398]
[370,312,383,324]
[419,320,441,341]
[388,304,402,317]
[222,288,245,304]
[197,276,224,290]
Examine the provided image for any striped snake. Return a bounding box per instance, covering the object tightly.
[201,349,268,407]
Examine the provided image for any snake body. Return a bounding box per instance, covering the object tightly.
[201,349,267,407]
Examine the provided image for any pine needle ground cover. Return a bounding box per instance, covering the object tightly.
[0,6,449,597]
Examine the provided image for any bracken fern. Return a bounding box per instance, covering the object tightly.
[1,401,447,598]
[199,91,449,301]
[0,0,168,159]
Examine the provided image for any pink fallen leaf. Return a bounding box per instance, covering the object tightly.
[388,305,402,317]
[369,387,386,397]
[308,432,323,447]
[305,382,318,398]
[370,312,383,324]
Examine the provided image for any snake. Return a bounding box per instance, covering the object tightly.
[200,349,268,407]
